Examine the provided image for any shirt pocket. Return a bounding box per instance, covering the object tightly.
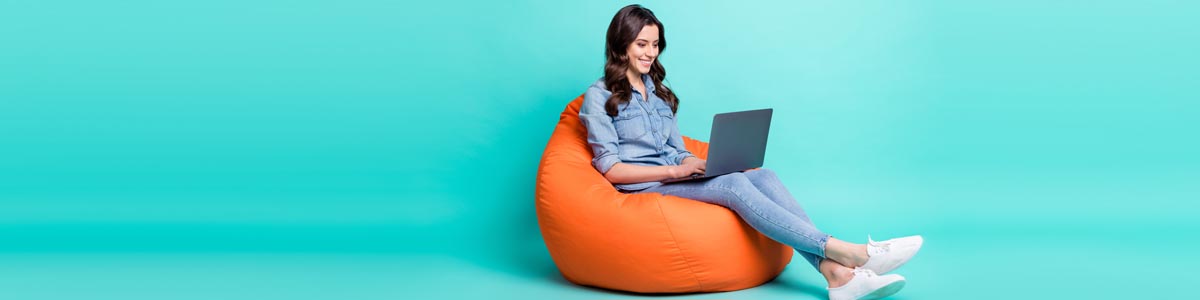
[656,108,675,140]
[612,111,648,140]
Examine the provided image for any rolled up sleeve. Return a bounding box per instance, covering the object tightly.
[579,86,622,174]
[665,117,695,165]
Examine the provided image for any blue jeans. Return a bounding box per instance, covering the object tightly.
[637,168,830,270]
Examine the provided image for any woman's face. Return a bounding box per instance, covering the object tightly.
[625,24,660,76]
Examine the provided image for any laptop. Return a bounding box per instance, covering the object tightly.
[661,108,773,183]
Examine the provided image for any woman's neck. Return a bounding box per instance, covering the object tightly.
[626,70,647,95]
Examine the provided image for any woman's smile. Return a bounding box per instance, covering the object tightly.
[638,58,653,68]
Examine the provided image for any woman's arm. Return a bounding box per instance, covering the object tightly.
[604,157,706,184]
[580,84,624,175]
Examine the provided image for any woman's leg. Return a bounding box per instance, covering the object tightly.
[819,258,856,288]
[640,172,832,263]
[742,169,824,269]
[743,169,813,222]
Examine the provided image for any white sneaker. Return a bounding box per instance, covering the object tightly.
[861,235,924,274]
[827,267,906,300]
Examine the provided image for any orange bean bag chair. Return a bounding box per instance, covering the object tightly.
[535,95,794,293]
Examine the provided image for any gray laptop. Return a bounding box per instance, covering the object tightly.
[662,108,773,183]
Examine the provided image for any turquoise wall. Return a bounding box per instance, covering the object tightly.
[2,1,1197,299]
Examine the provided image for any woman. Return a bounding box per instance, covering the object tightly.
[579,5,924,300]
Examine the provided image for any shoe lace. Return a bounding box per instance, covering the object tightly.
[867,235,891,257]
[852,267,877,278]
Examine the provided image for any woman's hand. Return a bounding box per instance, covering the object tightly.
[603,158,707,184]
[670,157,707,178]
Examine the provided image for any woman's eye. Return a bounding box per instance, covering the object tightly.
[638,43,647,47]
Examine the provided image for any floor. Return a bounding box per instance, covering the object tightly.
[3,224,1192,300]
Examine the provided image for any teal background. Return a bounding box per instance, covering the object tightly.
[2,1,1198,299]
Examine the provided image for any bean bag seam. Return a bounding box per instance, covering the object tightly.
[653,196,705,291]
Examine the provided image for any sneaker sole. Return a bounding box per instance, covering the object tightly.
[858,279,906,300]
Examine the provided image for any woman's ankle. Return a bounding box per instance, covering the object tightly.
[820,259,854,288]
[826,238,869,267]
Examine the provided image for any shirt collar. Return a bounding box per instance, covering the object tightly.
[634,73,656,94]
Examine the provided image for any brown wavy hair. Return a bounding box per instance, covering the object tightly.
[604,4,678,117]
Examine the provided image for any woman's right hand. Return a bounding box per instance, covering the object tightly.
[604,159,706,184]
[668,158,706,178]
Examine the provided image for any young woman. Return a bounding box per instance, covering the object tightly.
[579,5,924,300]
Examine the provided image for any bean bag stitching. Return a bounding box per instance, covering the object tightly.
[652,196,705,291]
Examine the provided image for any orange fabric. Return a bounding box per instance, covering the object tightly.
[535,95,793,293]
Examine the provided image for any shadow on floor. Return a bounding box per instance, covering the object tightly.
[768,273,829,299]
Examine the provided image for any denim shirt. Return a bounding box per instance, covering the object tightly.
[579,75,695,192]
